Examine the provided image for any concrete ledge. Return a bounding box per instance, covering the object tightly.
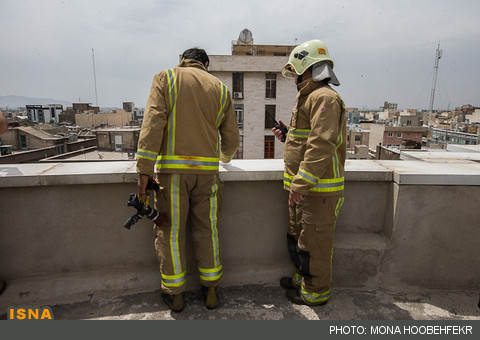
[390,161,480,185]
[2,159,479,187]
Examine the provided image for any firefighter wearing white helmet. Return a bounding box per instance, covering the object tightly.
[273,39,346,306]
[282,40,334,77]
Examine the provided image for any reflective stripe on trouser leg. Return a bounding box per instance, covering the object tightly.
[293,273,303,287]
[189,175,222,286]
[300,286,331,303]
[209,178,220,269]
[154,173,187,294]
[170,173,182,275]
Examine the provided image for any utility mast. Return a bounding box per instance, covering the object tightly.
[428,43,443,126]
[92,48,99,107]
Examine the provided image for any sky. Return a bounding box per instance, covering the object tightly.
[1,0,479,110]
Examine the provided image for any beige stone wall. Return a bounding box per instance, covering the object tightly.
[369,124,385,150]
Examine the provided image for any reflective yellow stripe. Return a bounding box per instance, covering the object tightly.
[284,172,344,192]
[297,168,320,185]
[199,265,223,281]
[300,286,331,303]
[220,150,235,162]
[293,273,302,285]
[161,271,186,287]
[333,128,343,178]
[167,69,177,155]
[209,179,220,268]
[309,177,344,192]
[136,149,158,161]
[283,173,294,187]
[330,197,344,283]
[289,129,311,138]
[170,174,182,274]
[335,197,344,218]
[216,84,227,127]
[156,155,220,171]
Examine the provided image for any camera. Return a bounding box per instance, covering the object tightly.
[123,179,167,230]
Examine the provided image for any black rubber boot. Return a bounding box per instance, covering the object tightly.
[202,286,219,310]
[280,277,300,290]
[161,293,184,313]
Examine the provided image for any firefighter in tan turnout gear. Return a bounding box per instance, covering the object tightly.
[273,40,346,306]
[136,48,240,312]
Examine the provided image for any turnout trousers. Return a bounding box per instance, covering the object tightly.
[287,195,344,304]
[154,173,222,295]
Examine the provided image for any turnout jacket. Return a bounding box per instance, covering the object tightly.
[283,79,346,197]
[136,59,240,177]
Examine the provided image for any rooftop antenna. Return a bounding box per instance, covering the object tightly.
[92,48,99,107]
[428,43,442,127]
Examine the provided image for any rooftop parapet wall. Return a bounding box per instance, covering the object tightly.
[2,159,479,188]
[209,55,288,73]
[0,159,479,307]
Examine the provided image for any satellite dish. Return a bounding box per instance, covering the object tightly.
[238,29,253,44]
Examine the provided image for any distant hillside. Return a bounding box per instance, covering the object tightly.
[0,95,72,109]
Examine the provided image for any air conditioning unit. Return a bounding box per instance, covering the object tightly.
[233,92,243,99]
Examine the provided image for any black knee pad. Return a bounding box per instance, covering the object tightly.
[287,234,301,268]
[297,248,312,281]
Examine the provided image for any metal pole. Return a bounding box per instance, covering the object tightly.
[428,43,442,127]
[92,48,99,107]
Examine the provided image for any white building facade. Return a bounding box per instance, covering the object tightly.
[209,52,297,159]
[26,104,63,124]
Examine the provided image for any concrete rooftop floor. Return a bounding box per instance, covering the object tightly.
[2,284,478,320]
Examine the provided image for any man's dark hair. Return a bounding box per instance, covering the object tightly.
[181,48,209,66]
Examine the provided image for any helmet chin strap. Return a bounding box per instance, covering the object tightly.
[295,74,303,85]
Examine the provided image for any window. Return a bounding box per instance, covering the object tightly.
[265,105,276,129]
[20,135,27,149]
[396,132,402,138]
[355,135,361,142]
[232,73,244,98]
[56,144,65,154]
[234,136,244,159]
[234,104,244,129]
[387,132,393,137]
[406,120,412,126]
[264,136,275,159]
[265,73,276,99]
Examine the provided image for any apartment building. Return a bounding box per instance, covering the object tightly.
[26,104,63,124]
[347,127,370,149]
[396,109,423,126]
[431,128,479,145]
[369,124,426,150]
[208,30,297,159]
[466,109,480,124]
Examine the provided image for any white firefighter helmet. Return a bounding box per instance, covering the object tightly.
[282,39,334,78]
